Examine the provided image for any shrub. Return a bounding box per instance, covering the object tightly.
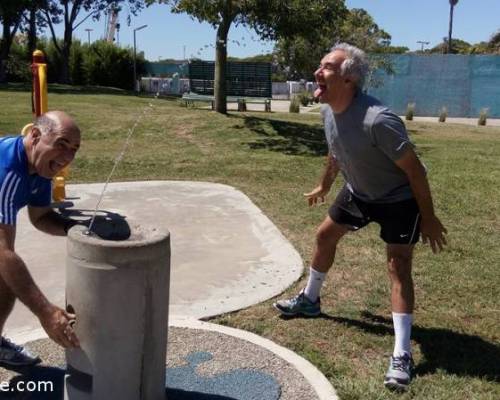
[297,91,312,107]
[438,106,447,122]
[405,103,415,121]
[289,96,300,113]
[478,108,488,126]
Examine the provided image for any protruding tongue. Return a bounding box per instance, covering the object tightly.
[314,86,325,98]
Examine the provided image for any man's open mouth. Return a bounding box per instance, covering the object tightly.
[314,84,327,98]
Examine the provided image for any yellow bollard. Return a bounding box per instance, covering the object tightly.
[31,50,70,201]
[53,176,66,202]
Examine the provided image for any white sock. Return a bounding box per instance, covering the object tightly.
[392,312,413,357]
[304,267,326,302]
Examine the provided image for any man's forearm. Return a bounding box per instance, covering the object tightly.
[0,250,52,318]
[320,155,340,189]
[406,163,436,219]
[33,210,76,236]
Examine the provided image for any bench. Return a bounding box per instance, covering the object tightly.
[182,93,271,112]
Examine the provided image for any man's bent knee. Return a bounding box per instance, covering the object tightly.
[316,217,348,248]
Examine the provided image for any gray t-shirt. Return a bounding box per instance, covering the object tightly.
[322,91,414,203]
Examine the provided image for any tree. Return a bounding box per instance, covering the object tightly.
[447,0,459,53]
[430,38,471,54]
[148,0,347,114]
[0,0,31,82]
[274,7,397,82]
[39,0,144,83]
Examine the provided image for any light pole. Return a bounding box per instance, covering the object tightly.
[85,28,93,45]
[417,40,430,52]
[133,24,148,93]
[448,0,459,53]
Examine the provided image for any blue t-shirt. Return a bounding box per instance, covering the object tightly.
[0,136,52,225]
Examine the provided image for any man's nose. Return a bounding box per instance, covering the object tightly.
[314,67,323,79]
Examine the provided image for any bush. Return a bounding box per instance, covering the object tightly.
[438,106,447,122]
[84,40,145,90]
[3,37,145,90]
[289,96,300,113]
[478,108,488,126]
[405,102,415,121]
[297,91,312,107]
[3,40,31,83]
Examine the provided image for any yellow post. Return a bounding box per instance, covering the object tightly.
[31,50,68,202]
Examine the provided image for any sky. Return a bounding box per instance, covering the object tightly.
[45,0,500,61]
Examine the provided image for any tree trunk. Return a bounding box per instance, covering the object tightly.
[214,19,231,114]
[0,21,16,83]
[27,7,37,56]
[59,23,73,84]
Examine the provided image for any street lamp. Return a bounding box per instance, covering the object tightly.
[85,28,93,45]
[417,40,430,52]
[133,24,148,93]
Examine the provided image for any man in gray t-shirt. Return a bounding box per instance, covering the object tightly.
[274,43,447,392]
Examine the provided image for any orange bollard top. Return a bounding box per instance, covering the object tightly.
[32,50,45,64]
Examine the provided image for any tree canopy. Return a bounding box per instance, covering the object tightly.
[274,7,402,82]
[39,0,144,83]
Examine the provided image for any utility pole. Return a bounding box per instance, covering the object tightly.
[85,28,93,45]
[183,45,186,61]
[133,25,148,93]
[448,0,459,53]
[417,41,430,52]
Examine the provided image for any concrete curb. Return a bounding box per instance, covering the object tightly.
[170,316,339,400]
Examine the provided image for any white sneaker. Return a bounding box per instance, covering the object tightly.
[0,337,41,367]
[384,353,413,391]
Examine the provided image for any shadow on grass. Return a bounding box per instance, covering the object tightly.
[242,115,327,156]
[314,311,500,382]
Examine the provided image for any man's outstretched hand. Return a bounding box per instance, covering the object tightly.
[38,304,80,348]
[420,215,448,253]
[304,185,330,207]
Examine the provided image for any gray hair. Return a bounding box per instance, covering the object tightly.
[33,114,59,137]
[330,43,369,88]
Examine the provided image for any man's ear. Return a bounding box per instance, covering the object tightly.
[30,127,42,144]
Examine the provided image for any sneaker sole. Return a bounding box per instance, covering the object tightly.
[384,378,409,392]
[272,303,321,317]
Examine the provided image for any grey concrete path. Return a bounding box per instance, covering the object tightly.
[233,100,500,126]
[5,181,303,338]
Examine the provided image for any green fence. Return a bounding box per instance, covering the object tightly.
[188,61,272,98]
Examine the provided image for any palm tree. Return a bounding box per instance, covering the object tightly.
[448,0,459,53]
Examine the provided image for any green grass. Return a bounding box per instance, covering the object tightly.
[1,89,499,399]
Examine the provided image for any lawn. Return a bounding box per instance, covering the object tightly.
[1,88,499,399]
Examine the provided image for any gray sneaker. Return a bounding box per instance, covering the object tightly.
[384,353,413,391]
[273,290,321,317]
[0,337,41,367]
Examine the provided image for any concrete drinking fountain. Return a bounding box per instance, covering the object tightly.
[64,220,170,400]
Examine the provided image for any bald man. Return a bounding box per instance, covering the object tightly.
[0,111,81,367]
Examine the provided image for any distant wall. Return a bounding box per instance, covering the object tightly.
[368,54,500,118]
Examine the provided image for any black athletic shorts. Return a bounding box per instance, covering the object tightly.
[328,185,421,245]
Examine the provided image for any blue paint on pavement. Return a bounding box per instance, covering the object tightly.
[166,352,281,400]
[1,351,281,399]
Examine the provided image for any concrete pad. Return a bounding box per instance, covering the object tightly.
[5,181,303,338]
